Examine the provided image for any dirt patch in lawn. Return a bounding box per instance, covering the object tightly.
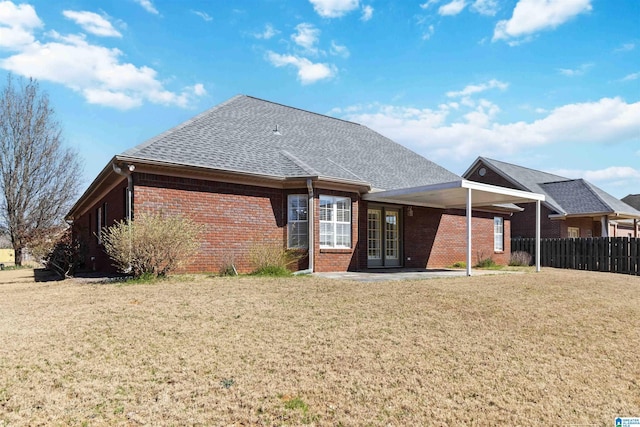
[0,269,638,425]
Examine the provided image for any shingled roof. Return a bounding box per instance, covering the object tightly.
[622,194,640,211]
[472,157,640,218]
[119,95,460,191]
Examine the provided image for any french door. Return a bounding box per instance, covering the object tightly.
[367,207,401,267]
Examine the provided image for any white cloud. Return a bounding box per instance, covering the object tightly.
[621,72,639,82]
[446,79,508,98]
[192,10,212,22]
[361,5,373,21]
[292,23,320,53]
[330,41,349,58]
[420,0,440,9]
[439,0,466,16]
[583,167,640,182]
[614,42,635,53]
[0,6,204,110]
[470,0,498,16]
[422,25,435,40]
[558,63,593,77]
[266,51,335,84]
[0,1,42,49]
[254,24,278,39]
[192,83,207,96]
[493,0,592,44]
[337,97,640,162]
[309,0,359,18]
[133,0,159,15]
[62,10,122,37]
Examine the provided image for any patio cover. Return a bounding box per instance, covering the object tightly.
[363,179,546,276]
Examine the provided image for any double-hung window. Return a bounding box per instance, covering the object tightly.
[287,195,308,249]
[494,216,504,252]
[320,195,351,248]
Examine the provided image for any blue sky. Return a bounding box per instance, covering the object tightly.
[0,0,638,198]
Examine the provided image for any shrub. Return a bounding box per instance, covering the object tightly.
[450,261,466,269]
[248,242,299,275]
[44,229,86,278]
[509,251,533,266]
[101,213,201,278]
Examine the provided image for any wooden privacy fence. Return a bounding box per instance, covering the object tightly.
[512,237,640,276]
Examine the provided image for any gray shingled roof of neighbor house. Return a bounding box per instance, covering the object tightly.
[622,194,640,211]
[479,157,640,217]
[120,95,461,191]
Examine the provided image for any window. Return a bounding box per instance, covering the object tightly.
[568,227,580,238]
[288,195,308,248]
[494,216,504,252]
[320,195,351,248]
[96,203,107,244]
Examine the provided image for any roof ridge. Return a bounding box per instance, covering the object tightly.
[482,156,571,182]
[280,150,319,176]
[580,179,618,212]
[244,95,362,127]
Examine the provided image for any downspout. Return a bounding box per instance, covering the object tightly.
[112,162,135,272]
[307,178,314,273]
[294,179,315,275]
[112,163,135,223]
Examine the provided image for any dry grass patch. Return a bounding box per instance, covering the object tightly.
[0,269,638,425]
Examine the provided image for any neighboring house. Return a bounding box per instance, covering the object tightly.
[67,96,543,274]
[464,157,640,239]
[620,194,640,237]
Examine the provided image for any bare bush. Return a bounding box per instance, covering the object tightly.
[509,251,533,266]
[101,213,201,278]
[44,229,86,278]
[248,242,300,275]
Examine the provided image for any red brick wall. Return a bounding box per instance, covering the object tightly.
[72,170,514,274]
[404,206,511,268]
[72,180,128,272]
[134,173,295,273]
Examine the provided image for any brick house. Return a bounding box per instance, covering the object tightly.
[464,157,640,239]
[66,96,544,275]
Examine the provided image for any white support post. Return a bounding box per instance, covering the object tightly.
[466,188,472,277]
[535,199,541,272]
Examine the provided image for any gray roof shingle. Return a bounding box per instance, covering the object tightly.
[622,194,640,210]
[478,157,640,217]
[121,95,460,190]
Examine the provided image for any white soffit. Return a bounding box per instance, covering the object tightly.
[362,179,545,209]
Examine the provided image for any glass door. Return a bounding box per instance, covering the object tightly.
[367,208,383,267]
[384,209,400,267]
[367,207,401,267]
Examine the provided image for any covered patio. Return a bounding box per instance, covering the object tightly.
[363,179,546,276]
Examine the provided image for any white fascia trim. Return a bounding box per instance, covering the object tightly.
[460,180,546,201]
[364,179,545,203]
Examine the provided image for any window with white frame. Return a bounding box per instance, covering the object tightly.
[320,195,351,248]
[494,216,504,252]
[287,195,308,248]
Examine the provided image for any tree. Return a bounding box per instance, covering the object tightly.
[0,74,82,266]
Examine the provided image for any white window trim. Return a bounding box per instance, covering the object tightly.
[319,195,351,249]
[494,216,504,252]
[287,194,308,249]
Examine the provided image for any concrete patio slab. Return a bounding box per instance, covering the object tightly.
[313,268,518,282]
